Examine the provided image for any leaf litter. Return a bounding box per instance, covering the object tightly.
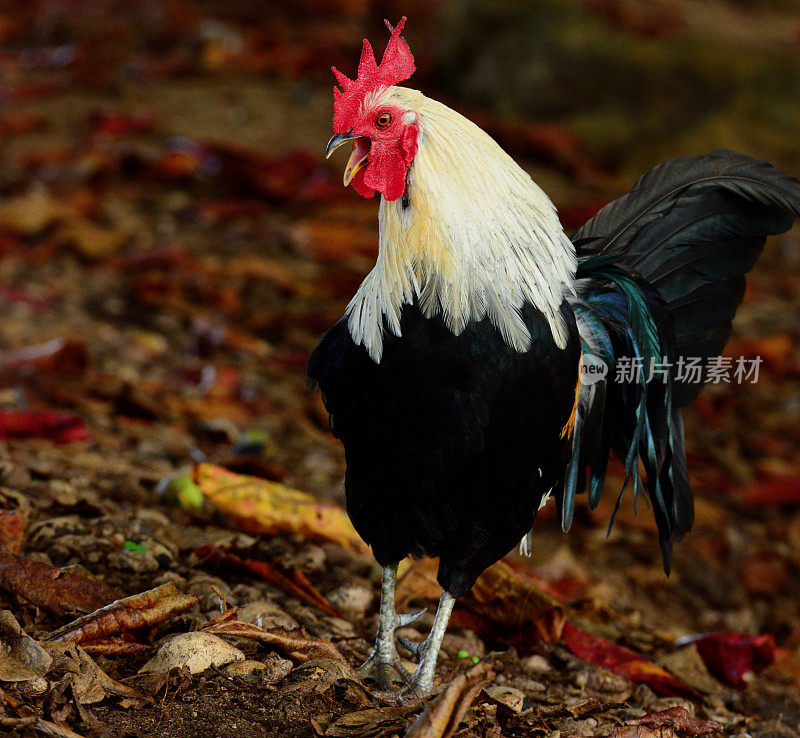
[0,1,798,737]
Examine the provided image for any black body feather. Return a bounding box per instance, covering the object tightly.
[308,301,581,597]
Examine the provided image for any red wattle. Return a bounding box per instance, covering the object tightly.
[363,153,407,201]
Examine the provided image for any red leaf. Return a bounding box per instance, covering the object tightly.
[89,109,156,138]
[739,474,800,508]
[0,339,88,377]
[563,622,701,699]
[0,410,90,443]
[558,200,607,232]
[677,632,775,689]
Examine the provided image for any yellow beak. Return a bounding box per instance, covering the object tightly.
[343,148,368,186]
[326,132,369,187]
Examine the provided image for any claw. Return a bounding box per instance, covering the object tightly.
[397,634,425,657]
[357,650,411,693]
[397,608,426,627]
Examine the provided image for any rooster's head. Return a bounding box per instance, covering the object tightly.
[326,17,419,202]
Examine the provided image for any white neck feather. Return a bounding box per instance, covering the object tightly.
[346,88,576,362]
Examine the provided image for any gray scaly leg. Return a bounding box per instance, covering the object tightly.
[358,563,425,693]
[397,589,456,697]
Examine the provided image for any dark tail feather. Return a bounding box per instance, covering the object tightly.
[557,150,800,570]
[572,149,800,406]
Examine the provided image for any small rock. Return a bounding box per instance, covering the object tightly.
[584,667,631,699]
[484,684,527,713]
[231,584,264,604]
[128,509,171,538]
[225,659,266,677]
[291,545,327,574]
[107,548,161,574]
[261,652,294,684]
[522,654,551,674]
[321,616,356,639]
[509,676,546,693]
[140,632,245,675]
[48,480,79,506]
[325,584,372,618]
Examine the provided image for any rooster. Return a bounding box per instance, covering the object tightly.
[308,18,800,697]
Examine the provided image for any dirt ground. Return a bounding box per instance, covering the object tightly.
[1,2,800,737]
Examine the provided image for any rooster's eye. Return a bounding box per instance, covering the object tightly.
[375,113,392,128]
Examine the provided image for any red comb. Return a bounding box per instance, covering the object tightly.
[332,18,416,132]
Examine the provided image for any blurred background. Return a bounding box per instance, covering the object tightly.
[1,0,800,694]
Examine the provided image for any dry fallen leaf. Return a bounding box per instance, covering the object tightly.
[397,559,563,643]
[57,218,129,259]
[193,463,368,553]
[675,632,775,689]
[468,560,564,640]
[0,553,120,616]
[43,582,197,644]
[0,489,30,554]
[404,661,492,738]
[43,641,149,705]
[609,706,723,737]
[0,411,90,444]
[194,544,343,618]
[201,614,349,668]
[0,610,52,683]
[0,185,71,235]
[319,703,423,737]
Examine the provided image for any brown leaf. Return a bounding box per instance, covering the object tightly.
[43,582,197,643]
[43,641,150,705]
[738,473,800,508]
[0,552,120,616]
[0,610,52,682]
[194,544,343,618]
[79,637,152,656]
[404,661,492,738]
[468,560,564,639]
[201,617,348,668]
[22,719,85,738]
[321,704,423,737]
[57,219,129,259]
[0,489,30,554]
[0,339,88,377]
[397,559,563,643]
[193,463,368,553]
[610,706,723,737]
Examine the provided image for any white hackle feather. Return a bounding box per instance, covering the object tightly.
[346,87,577,362]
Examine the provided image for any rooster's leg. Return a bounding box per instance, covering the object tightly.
[357,563,425,693]
[397,589,456,698]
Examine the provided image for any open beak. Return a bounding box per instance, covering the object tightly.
[326,132,369,187]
